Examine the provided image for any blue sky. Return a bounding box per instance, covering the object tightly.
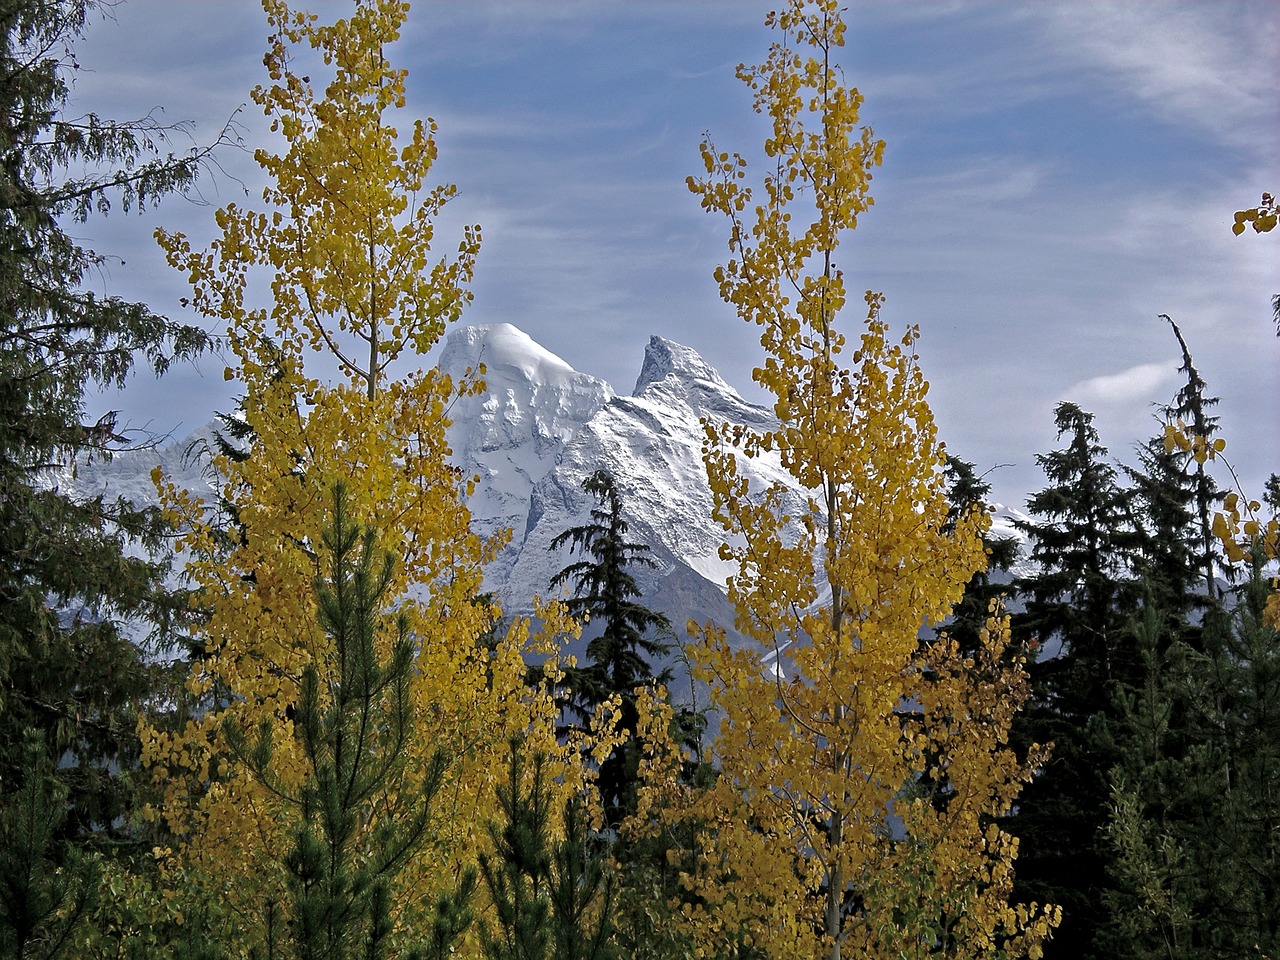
[74,0,1277,510]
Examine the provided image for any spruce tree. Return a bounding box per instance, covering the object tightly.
[1009,401,1141,959]
[1123,431,1204,627]
[548,469,673,828]
[1158,316,1224,596]
[0,0,216,866]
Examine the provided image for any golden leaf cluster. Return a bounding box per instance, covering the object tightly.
[1232,191,1277,235]
[1163,422,1279,627]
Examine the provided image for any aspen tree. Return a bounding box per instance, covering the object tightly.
[140,2,586,952]
[664,2,1059,957]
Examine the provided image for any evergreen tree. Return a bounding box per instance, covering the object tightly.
[1158,315,1223,599]
[940,455,1020,653]
[1089,323,1243,958]
[0,0,215,864]
[1123,432,1204,628]
[479,738,616,960]
[224,484,476,960]
[1096,602,1206,960]
[1009,401,1142,959]
[1212,556,1280,950]
[0,731,97,959]
[549,469,674,828]
[1101,558,1280,958]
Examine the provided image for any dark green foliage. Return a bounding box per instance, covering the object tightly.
[479,738,616,960]
[1102,560,1280,958]
[1010,321,1269,959]
[0,731,97,959]
[550,470,673,717]
[225,485,474,960]
[549,470,676,828]
[1159,315,1224,599]
[1096,602,1205,959]
[1013,402,1142,685]
[1008,401,1143,959]
[479,741,551,960]
[1123,434,1205,626]
[0,0,219,858]
[1211,562,1280,950]
[940,455,1020,652]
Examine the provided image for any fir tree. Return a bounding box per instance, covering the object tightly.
[549,469,674,828]
[1009,401,1142,959]
[0,0,216,865]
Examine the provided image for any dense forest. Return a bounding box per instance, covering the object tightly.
[1,1,1275,958]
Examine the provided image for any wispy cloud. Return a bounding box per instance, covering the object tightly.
[1069,362,1179,407]
[1026,1,1278,149]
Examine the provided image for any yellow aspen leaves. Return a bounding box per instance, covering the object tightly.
[1163,422,1279,595]
[661,2,1058,957]
[143,2,586,953]
[1232,191,1277,235]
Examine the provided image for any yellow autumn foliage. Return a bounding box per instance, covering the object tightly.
[647,2,1060,957]
[141,1,592,952]
[1232,191,1277,235]
[1163,423,1280,628]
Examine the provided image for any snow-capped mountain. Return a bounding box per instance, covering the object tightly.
[61,322,1029,658]
[58,324,789,646]
[441,323,798,644]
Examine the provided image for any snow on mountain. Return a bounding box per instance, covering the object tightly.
[439,323,614,585]
[499,336,789,628]
[68,323,1024,657]
[50,422,221,519]
[438,326,807,647]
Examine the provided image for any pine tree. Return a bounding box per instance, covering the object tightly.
[1213,557,1280,950]
[0,731,98,960]
[1096,601,1205,960]
[479,739,616,960]
[549,469,674,828]
[0,0,215,887]
[1101,557,1280,958]
[225,485,476,960]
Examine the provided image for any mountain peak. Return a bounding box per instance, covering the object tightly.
[440,322,606,393]
[634,336,727,396]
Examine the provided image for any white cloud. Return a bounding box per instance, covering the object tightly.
[1068,362,1178,407]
